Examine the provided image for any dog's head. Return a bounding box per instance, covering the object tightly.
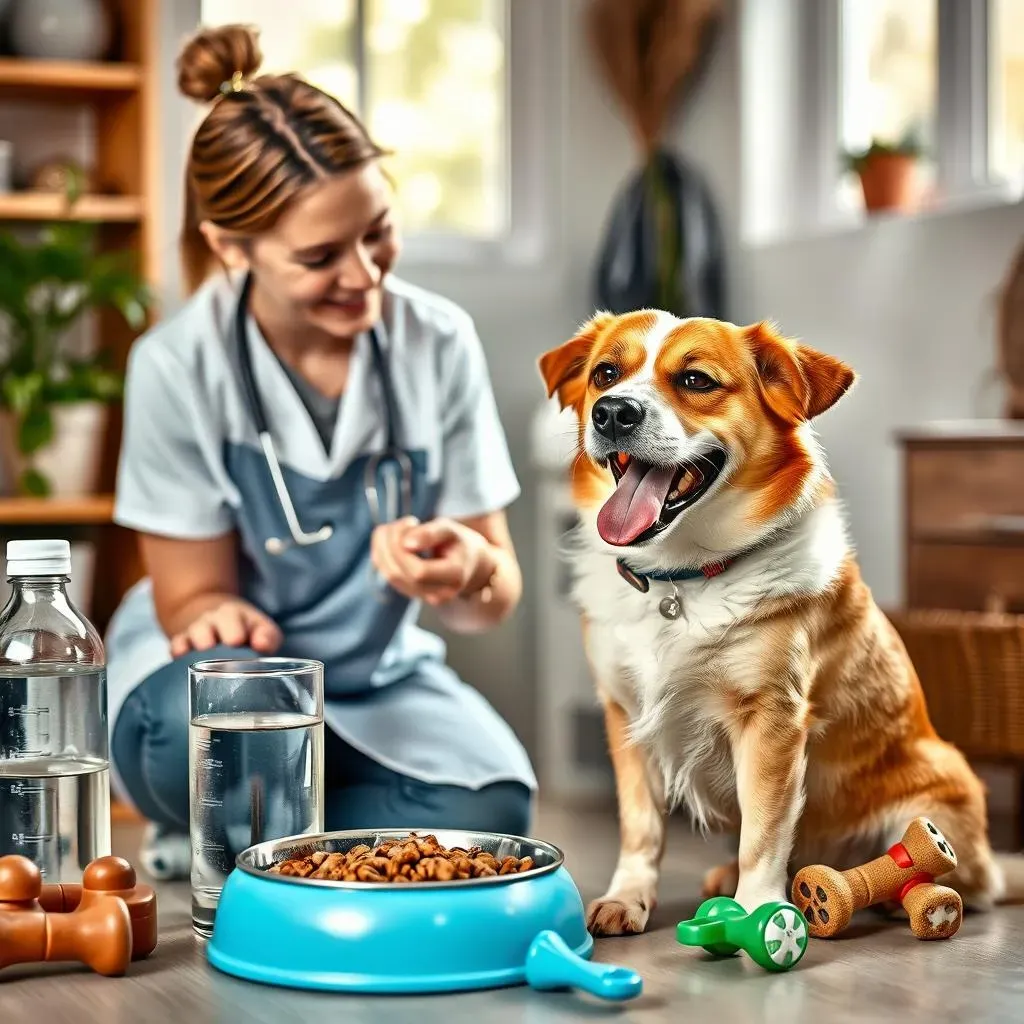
[538,311,856,560]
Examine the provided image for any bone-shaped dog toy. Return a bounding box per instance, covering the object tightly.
[0,854,158,974]
[43,856,158,960]
[790,817,962,940]
[0,857,132,976]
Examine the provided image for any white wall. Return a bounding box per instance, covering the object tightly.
[740,206,1023,606]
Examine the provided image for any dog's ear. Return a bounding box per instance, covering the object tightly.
[747,321,856,424]
[538,312,615,411]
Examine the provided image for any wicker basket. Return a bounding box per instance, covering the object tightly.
[885,608,1024,761]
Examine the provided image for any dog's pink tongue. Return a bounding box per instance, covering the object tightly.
[597,461,677,546]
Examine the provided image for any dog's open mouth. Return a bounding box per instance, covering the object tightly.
[596,448,727,547]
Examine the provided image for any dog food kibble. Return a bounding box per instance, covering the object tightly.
[266,833,536,883]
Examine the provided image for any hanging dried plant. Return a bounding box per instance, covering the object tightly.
[585,0,724,154]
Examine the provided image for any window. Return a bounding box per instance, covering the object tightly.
[989,0,1024,183]
[200,0,510,241]
[741,0,1024,244]
[841,0,937,155]
[839,0,938,212]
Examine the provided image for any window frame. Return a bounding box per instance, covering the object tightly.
[746,0,1021,245]
[354,0,554,267]
[193,0,556,268]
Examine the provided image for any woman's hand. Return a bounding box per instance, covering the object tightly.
[370,516,497,607]
[140,533,282,658]
[169,597,282,657]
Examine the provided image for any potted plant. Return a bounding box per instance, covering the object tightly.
[842,129,926,214]
[0,215,153,497]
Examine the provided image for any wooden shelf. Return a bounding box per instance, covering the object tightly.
[0,2,157,635]
[0,58,142,98]
[0,192,143,222]
[0,495,114,526]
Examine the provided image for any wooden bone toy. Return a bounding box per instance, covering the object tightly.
[0,854,158,976]
[42,855,158,960]
[790,817,962,940]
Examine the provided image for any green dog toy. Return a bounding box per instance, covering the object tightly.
[676,896,808,972]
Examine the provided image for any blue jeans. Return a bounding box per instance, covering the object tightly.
[111,645,532,836]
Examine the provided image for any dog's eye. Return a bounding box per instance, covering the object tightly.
[678,370,719,392]
[591,363,620,389]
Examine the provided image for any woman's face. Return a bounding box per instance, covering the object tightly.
[243,161,401,341]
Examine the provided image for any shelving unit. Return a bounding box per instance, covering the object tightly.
[0,495,115,525]
[0,1,160,632]
[0,57,144,95]
[0,191,144,222]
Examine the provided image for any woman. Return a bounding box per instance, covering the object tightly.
[107,24,535,878]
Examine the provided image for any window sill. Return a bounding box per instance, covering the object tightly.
[742,180,1024,251]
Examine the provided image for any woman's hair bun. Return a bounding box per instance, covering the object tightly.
[177,23,263,104]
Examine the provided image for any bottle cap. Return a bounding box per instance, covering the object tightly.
[6,539,72,577]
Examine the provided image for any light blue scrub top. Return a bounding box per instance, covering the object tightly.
[105,271,536,801]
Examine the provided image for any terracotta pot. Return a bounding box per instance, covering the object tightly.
[0,402,109,496]
[856,153,919,213]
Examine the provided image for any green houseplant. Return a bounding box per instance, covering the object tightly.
[841,129,926,214]
[0,215,153,496]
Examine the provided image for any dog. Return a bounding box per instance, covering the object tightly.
[538,310,1024,936]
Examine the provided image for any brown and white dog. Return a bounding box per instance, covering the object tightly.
[538,310,1023,936]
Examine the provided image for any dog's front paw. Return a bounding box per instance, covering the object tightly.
[733,879,787,915]
[586,893,653,936]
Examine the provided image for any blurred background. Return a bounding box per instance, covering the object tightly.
[2,0,1024,837]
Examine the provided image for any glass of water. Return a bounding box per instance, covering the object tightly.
[188,658,324,937]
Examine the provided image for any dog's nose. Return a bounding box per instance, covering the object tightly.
[592,396,645,443]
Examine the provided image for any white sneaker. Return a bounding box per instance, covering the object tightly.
[139,823,190,881]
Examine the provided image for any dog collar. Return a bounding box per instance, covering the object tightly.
[615,557,732,594]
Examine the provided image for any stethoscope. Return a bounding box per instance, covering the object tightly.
[234,272,413,556]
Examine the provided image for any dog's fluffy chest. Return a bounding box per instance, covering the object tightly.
[569,502,848,827]
[575,546,768,825]
[574,534,787,700]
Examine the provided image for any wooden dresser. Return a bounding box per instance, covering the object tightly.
[898,420,1024,613]
[895,421,1024,843]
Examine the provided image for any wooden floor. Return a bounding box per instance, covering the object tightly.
[2,806,1023,1023]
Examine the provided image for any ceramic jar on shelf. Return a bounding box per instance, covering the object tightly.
[7,0,113,62]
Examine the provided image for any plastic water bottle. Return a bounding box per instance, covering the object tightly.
[0,539,110,881]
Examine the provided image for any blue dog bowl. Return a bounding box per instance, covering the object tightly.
[206,828,641,1000]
